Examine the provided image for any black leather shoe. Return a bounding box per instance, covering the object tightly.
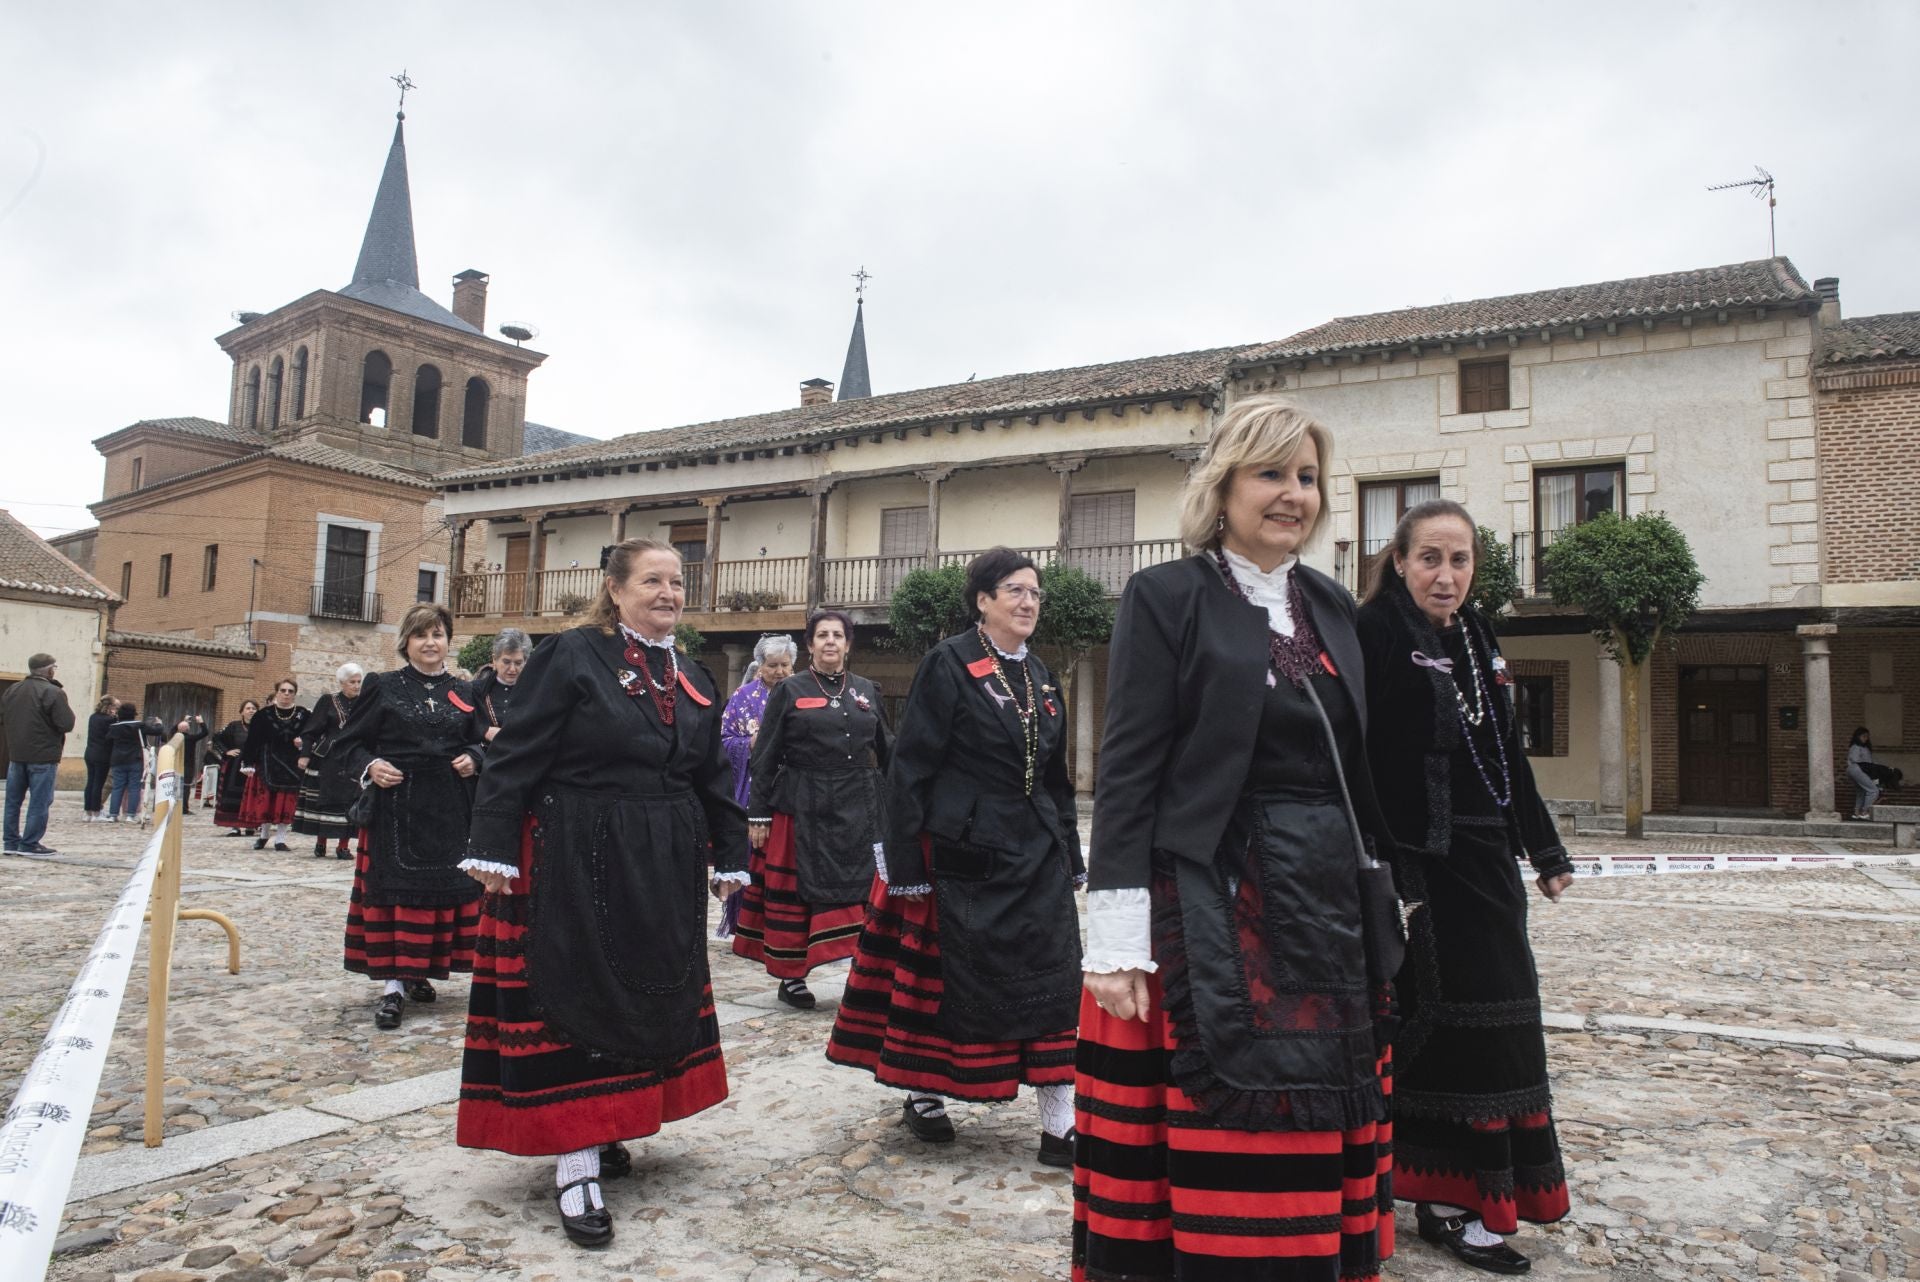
[313,843,328,858]
[374,993,403,1029]
[902,1097,955,1143]
[1038,1127,1075,1168]
[336,847,353,860]
[1416,1204,1531,1275]
[253,837,268,850]
[273,842,290,852]
[599,1142,632,1180]
[555,1177,613,1248]
[777,979,817,1010]
[404,980,435,1003]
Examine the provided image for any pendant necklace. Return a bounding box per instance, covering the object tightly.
[977,627,1038,795]
[811,667,848,708]
[1448,626,1513,807]
[624,636,679,725]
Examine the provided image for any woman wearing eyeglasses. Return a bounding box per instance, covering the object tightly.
[826,548,1084,1167]
[734,611,889,1008]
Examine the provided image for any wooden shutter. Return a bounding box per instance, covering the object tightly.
[1459,358,1510,413]
[879,507,930,558]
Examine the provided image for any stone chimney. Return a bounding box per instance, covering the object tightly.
[452,269,490,331]
[800,378,834,407]
[1814,277,1841,326]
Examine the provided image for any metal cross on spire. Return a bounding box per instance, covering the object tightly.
[392,69,417,119]
[852,266,873,303]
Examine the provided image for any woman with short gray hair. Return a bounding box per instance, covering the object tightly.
[294,662,367,859]
[715,633,798,937]
[469,630,533,748]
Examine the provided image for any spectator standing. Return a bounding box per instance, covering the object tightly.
[2,653,77,856]
[82,694,118,821]
[105,702,163,822]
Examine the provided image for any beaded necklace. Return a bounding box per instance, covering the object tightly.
[1450,625,1491,727]
[977,626,1039,795]
[810,666,849,708]
[624,635,679,726]
[1211,548,1327,688]
[1447,625,1513,808]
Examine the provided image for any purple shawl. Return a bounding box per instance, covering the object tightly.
[720,677,772,810]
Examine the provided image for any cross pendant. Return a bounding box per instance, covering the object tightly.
[426,697,436,711]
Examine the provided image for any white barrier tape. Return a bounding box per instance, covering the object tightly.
[1569,851,1915,877]
[0,813,170,1282]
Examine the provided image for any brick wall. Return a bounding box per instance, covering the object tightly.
[1815,364,1920,584]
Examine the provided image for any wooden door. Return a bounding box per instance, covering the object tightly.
[502,534,529,614]
[1678,666,1770,809]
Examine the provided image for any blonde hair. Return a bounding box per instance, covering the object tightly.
[583,538,681,635]
[1178,394,1335,552]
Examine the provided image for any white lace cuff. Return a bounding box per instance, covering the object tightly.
[711,870,751,887]
[457,857,518,881]
[1083,887,1157,974]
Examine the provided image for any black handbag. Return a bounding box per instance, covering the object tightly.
[1301,682,1406,987]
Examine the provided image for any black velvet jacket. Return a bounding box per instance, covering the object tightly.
[464,628,749,873]
[882,630,1082,888]
[298,692,356,760]
[465,666,522,750]
[1089,554,1392,892]
[243,703,308,791]
[1354,583,1569,878]
[747,670,891,819]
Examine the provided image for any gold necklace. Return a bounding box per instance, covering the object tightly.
[978,627,1038,794]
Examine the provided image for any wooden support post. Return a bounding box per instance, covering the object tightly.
[1050,457,1086,566]
[919,467,955,568]
[608,505,627,548]
[807,482,831,609]
[702,497,725,610]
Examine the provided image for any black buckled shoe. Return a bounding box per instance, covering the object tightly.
[253,837,268,850]
[776,979,817,1010]
[1038,1127,1075,1168]
[902,1097,955,1143]
[374,993,404,1029]
[599,1142,632,1180]
[555,1177,613,1248]
[1416,1204,1531,1275]
[404,979,436,1004]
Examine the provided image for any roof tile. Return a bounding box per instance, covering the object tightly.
[1820,312,1920,365]
[0,509,117,602]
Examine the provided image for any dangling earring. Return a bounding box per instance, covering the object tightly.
[1215,512,1226,534]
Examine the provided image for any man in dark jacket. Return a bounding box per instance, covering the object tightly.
[2,653,76,857]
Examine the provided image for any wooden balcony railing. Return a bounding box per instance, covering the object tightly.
[451,540,1193,620]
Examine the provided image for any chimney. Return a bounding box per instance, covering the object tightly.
[800,377,834,407]
[452,269,490,331]
[1813,276,1841,326]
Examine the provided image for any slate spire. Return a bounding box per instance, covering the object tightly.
[837,298,871,400]
[351,116,419,288]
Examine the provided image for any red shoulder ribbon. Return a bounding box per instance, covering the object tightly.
[446,690,475,714]
[966,657,997,678]
[676,669,713,707]
[1318,652,1339,678]
[794,696,829,710]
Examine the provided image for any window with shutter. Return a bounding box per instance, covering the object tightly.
[1459,358,1511,413]
[1068,491,1135,591]
[877,507,930,597]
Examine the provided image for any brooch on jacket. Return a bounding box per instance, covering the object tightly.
[852,690,872,711]
[1491,653,1511,686]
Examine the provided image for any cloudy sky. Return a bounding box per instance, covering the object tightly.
[3,2,1916,539]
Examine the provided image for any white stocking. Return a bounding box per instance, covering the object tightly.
[906,1091,947,1118]
[382,979,404,996]
[1429,1203,1504,1246]
[1036,1082,1075,1138]
[555,1146,604,1216]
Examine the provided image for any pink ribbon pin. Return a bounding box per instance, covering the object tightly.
[1411,651,1454,673]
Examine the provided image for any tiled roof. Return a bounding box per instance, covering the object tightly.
[107,630,260,660]
[1238,258,1818,363]
[93,416,265,449]
[442,344,1253,483]
[521,422,597,455]
[264,441,435,489]
[1820,312,1920,365]
[0,509,117,602]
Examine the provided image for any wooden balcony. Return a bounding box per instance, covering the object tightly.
[450,539,1189,628]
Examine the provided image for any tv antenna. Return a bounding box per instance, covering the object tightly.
[498,323,539,346]
[1707,165,1776,256]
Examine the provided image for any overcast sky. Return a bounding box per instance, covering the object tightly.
[3,2,1916,539]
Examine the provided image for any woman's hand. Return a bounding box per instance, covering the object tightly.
[297,756,310,771]
[1084,969,1153,1022]
[467,867,513,895]
[368,759,405,788]
[710,878,735,900]
[451,753,478,778]
[293,737,303,749]
[1537,871,1573,902]
[748,822,770,849]
[225,749,240,758]
[484,726,501,742]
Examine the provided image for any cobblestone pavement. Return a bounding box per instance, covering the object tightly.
[6,796,1917,1281]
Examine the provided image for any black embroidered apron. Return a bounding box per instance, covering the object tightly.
[362,753,479,908]
[931,835,1082,1043]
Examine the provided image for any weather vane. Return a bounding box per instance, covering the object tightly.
[392,69,417,118]
[852,265,873,303]
[1707,165,1776,257]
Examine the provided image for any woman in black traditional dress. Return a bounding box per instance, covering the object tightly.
[455,538,749,1250]
[211,700,258,834]
[293,663,364,859]
[1357,499,1572,1275]
[465,629,531,750]
[825,548,1084,1167]
[734,610,890,1008]
[1075,396,1399,1282]
[330,604,485,1030]
[240,679,306,850]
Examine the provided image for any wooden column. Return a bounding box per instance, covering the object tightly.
[607,505,627,548]
[1050,456,1086,565]
[807,481,833,609]
[919,467,955,567]
[448,520,471,614]
[701,497,725,610]
[525,512,549,615]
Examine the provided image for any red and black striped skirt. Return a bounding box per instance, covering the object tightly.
[824,875,1075,1101]
[1073,981,1394,1282]
[730,813,865,979]
[343,838,479,981]
[456,820,728,1157]
[238,774,299,826]
[1393,1110,1569,1235]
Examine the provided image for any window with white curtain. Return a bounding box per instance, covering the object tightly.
[1534,464,1624,551]
[1358,477,1442,555]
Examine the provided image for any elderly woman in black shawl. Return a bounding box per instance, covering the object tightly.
[1356,499,1573,1275]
